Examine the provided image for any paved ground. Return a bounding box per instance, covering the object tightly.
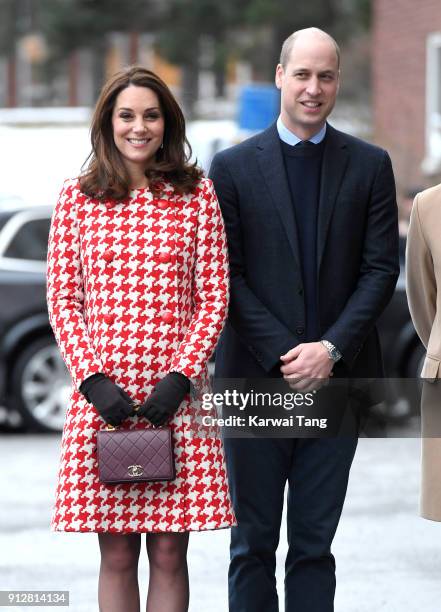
[1,434,440,611]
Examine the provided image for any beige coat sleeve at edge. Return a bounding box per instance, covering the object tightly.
[406,194,437,349]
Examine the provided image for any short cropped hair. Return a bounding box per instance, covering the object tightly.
[280,28,340,69]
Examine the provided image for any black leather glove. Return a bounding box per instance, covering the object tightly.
[79,373,134,427]
[139,372,190,427]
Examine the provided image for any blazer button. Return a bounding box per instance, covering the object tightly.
[104,314,115,325]
[157,199,168,210]
[103,249,114,262]
[161,311,174,324]
[158,252,171,264]
[298,287,304,296]
[295,326,305,335]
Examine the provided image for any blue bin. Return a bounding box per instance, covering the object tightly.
[238,85,280,132]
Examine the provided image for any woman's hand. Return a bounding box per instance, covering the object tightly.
[138,372,190,427]
[79,373,134,427]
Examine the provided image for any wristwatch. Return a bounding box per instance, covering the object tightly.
[320,340,342,363]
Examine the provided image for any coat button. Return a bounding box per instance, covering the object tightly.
[103,249,114,262]
[161,311,174,324]
[295,326,305,335]
[104,314,115,325]
[157,199,168,210]
[158,252,172,264]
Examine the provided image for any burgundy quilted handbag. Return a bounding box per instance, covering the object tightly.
[97,427,176,484]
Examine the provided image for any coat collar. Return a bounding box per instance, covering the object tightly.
[256,123,301,268]
[316,124,349,271]
[103,180,177,208]
[255,122,349,272]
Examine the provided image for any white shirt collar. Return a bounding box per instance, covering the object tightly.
[276,116,327,145]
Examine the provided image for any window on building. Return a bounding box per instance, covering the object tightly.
[423,32,441,174]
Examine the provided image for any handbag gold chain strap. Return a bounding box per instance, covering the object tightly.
[106,404,144,431]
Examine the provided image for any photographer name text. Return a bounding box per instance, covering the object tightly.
[201,415,328,429]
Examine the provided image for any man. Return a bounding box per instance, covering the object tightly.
[209,28,399,612]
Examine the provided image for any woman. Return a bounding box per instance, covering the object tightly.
[406,183,441,522]
[46,66,235,612]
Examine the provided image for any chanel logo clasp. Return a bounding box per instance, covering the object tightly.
[127,465,144,477]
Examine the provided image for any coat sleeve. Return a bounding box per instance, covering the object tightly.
[209,152,298,372]
[46,180,104,389]
[406,194,436,349]
[169,179,229,380]
[322,150,400,366]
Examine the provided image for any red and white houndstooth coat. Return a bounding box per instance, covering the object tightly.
[46,177,235,533]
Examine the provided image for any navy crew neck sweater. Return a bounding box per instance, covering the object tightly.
[280,138,326,341]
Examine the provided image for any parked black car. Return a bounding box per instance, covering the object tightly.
[379,272,425,378]
[375,267,425,422]
[0,201,425,432]
[0,200,70,432]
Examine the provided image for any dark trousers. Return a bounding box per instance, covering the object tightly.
[223,437,358,612]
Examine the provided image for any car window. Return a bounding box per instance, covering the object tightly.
[3,217,50,261]
[0,216,12,233]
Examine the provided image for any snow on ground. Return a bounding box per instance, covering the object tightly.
[1,436,441,611]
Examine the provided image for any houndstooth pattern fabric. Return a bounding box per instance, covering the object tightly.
[47,177,235,533]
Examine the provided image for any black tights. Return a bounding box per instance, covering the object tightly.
[98,532,189,612]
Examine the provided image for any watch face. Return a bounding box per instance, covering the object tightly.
[332,348,342,362]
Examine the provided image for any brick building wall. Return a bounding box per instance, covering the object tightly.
[372,0,441,190]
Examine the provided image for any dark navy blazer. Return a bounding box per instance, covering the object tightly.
[209,122,400,379]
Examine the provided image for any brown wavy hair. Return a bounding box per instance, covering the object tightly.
[80,66,203,201]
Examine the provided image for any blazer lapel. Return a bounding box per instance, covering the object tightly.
[317,124,349,271]
[256,124,301,268]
